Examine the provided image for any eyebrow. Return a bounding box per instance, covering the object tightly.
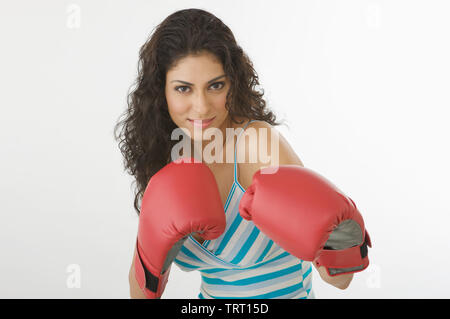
[170,74,226,85]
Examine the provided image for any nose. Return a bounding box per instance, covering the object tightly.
[191,91,211,116]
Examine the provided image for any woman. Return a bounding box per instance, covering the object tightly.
[114,8,354,299]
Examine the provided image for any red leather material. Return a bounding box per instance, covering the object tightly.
[133,241,147,296]
[239,165,371,276]
[135,157,226,298]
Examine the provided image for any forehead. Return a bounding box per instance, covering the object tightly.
[166,52,224,80]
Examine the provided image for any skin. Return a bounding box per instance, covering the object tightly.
[165,50,233,156]
[129,51,352,298]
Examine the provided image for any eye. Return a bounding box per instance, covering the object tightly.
[210,81,225,90]
[174,82,225,94]
[175,86,190,93]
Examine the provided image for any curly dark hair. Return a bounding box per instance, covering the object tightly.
[114,8,283,215]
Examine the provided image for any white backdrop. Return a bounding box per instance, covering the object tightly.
[1,0,449,298]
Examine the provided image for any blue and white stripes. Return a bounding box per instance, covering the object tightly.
[173,120,315,299]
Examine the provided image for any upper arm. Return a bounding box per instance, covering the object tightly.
[236,121,304,190]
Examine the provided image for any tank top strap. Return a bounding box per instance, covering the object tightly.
[233,119,263,183]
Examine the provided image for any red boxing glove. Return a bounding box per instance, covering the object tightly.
[134,157,226,298]
[239,165,371,276]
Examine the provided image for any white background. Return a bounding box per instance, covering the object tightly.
[1,0,449,298]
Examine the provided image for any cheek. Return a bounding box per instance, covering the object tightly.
[213,94,228,113]
[166,96,189,119]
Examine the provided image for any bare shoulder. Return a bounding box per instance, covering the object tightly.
[236,120,304,190]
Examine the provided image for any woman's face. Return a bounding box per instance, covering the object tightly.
[165,51,231,143]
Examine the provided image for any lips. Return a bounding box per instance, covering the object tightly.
[188,117,215,128]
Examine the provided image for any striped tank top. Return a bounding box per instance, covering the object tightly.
[174,120,315,299]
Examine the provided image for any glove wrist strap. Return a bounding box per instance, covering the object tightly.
[134,239,169,298]
[315,231,372,276]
